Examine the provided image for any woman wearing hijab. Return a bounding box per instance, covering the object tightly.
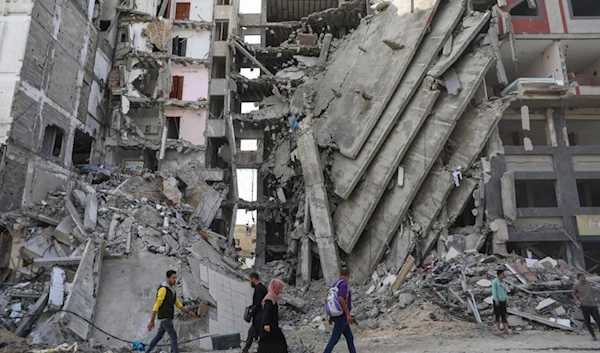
[258,279,288,353]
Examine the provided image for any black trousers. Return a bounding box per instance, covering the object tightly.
[581,306,600,336]
[242,320,259,352]
[494,301,507,323]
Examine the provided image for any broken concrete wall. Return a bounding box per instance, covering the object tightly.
[93,248,180,347]
[0,0,112,212]
[59,240,103,340]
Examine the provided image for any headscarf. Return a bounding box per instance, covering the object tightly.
[262,278,285,307]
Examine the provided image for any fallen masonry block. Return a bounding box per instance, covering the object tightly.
[316,0,441,159]
[345,47,494,282]
[22,232,62,260]
[65,199,88,242]
[280,294,307,313]
[49,266,66,309]
[73,190,87,208]
[54,216,75,245]
[83,194,98,231]
[163,177,182,204]
[507,308,575,331]
[330,0,466,199]
[185,181,228,228]
[34,256,83,268]
[112,176,167,202]
[23,211,60,226]
[133,205,162,227]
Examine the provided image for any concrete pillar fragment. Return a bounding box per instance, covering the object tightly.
[297,120,340,285]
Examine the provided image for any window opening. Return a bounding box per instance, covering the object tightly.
[42,125,64,158]
[72,130,94,165]
[515,180,558,208]
[166,117,181,139]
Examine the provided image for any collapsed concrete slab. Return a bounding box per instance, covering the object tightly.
[405,99,512,263]
[428,11,491,78]
[185,181,228,228]
[54,216,75,245]
[316,0,441,158]
[93,248,179,347]
[345,47,494,281]
[58,239,102,340]
[330,0,466,199]
[417,178,478,260]
[297,120,340,285]
[334,85,440,253]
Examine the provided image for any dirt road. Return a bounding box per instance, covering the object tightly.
[219,327,600,353]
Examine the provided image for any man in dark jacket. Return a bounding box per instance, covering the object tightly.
[145,270,196,353]
[242,272,268,353]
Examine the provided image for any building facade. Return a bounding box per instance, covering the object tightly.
[0,0,114,212]
[484,0,600,269]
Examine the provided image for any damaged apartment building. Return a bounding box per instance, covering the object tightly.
[214,0,600,285]
[0,0,114,213]
[1,0,600,350]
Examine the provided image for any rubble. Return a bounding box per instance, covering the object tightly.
[0,168,243,348]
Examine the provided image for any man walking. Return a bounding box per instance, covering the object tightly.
[324,268,356,353]
[242,272,268,353]
[573,273,600,340]
[145,270,196,353]
[492,269,508,334]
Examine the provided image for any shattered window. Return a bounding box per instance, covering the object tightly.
[570,0,600,17]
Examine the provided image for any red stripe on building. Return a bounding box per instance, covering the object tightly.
[557,0,569,34]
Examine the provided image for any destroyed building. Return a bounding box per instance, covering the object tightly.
[1,0,600,351]
[0,0,115,212]
[219,0,600,284]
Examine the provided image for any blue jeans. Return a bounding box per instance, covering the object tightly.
[145,319,179,353]
[323,316,356,353]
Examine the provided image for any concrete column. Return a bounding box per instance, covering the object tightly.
[553,108,585,267]
[255,169,266,267]
[299,237,312,284]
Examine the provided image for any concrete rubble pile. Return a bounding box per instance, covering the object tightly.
[257,250,598,335]
[0,166,257,349]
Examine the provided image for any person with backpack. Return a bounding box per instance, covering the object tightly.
[145,270,196,353]
[324,267,356,353]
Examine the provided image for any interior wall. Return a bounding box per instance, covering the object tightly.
[172,64,209,100]
[172,28,211,59]
[164,108,207,145]
[523,41,565,82]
